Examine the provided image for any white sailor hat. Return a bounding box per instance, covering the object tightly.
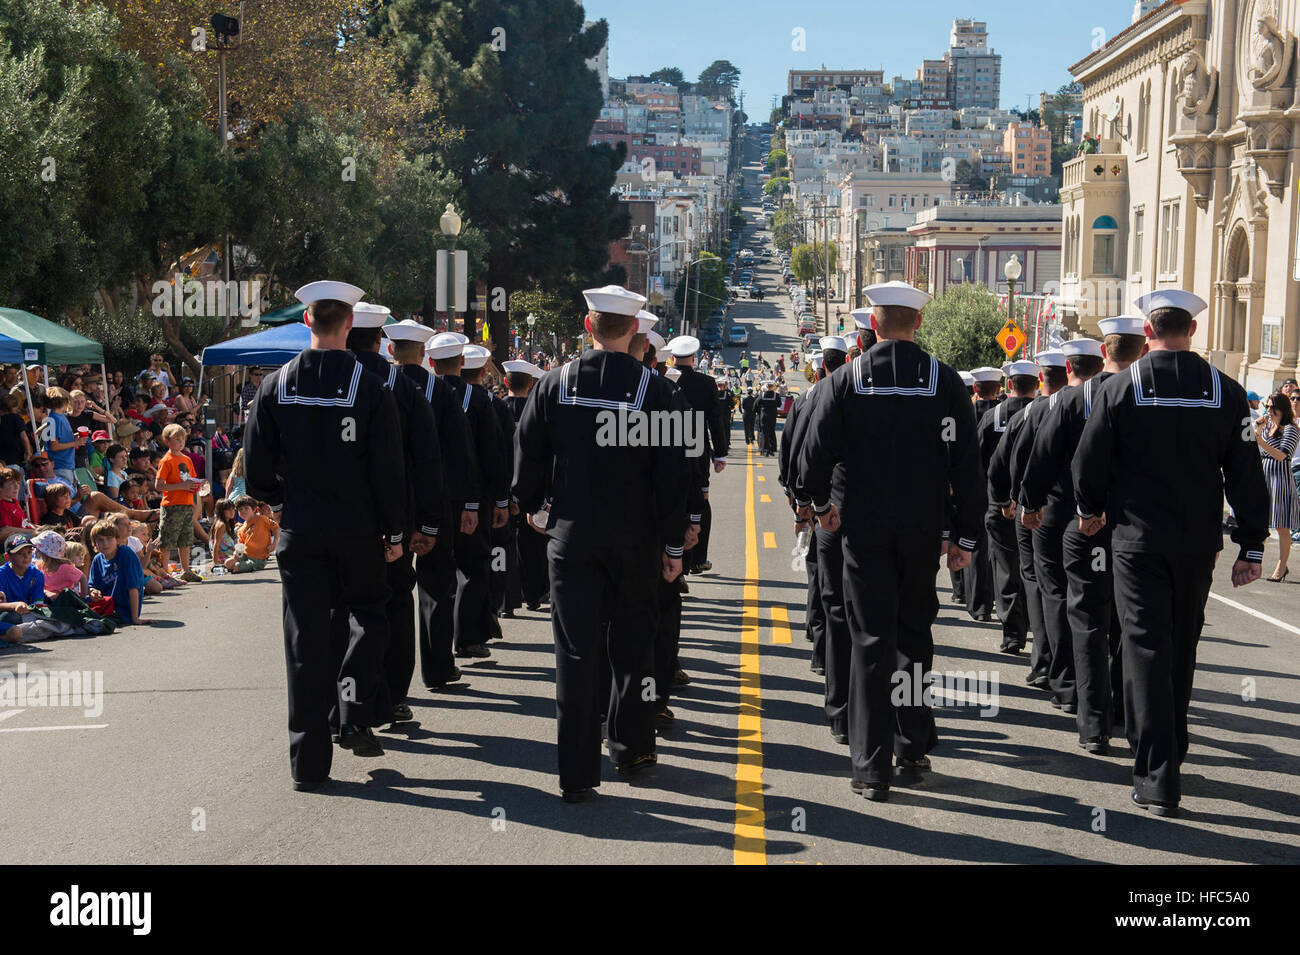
[583,284,646,317]
[819,336,848,353]
[664,367,682,381]
[863,281,933,311]
[447,332,469,345]
[350,302,391,328]
[810,354,825,370]
[294,280,365,307]
[1134,289,1206,318]
[970,366,1003,382]
[646,329,666,350]
[668,335,701,358]
[1062,338,1103,358]
[1035,349,1067,368]
[635,310,659,335]
[655,348,671,363]
[959,371,975,387]
[383,319,435,343]
[503,359,543,379]
[849,307,874,329]
[843,330,860,349]
[1098,315,1147,337]
[461,344,491,370]
[426,332,467,360]
[1005,360,1041,377]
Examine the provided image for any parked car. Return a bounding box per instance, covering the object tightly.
[727,325,749,346]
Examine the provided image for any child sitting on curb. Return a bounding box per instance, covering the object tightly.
[223,496,278,574]
[88,518,149,626]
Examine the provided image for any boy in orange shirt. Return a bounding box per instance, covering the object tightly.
[223,496,279,574]
[154,423,203,582]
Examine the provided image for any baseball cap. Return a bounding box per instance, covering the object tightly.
[6,534,33,554]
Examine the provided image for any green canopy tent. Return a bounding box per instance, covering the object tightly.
[256,303,306,326]
[0,307,107,524]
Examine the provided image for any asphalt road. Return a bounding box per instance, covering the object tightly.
[3,145,1298,865]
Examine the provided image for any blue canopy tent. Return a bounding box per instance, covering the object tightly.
[0,332,24,364]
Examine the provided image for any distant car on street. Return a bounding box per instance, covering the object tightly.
[727,325,749,346]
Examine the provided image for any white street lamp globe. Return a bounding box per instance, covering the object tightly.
[440,203,462,238]
[1004,254,1022,282]
[526,312,536,328]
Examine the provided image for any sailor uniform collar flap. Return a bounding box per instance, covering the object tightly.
[851,343,938,397]
[425,373,436,403]
[278,351,362,407]
[994,400,1008,432]
[462,382,473,412]
[1130,352,1220,408]
[558,352,651,411]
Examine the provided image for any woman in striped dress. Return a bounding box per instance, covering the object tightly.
[1255,393,1300,582]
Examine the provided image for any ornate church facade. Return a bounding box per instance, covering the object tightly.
[1059,0,1299,393]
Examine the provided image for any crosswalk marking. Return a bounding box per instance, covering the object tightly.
[760,494,771,503]
[763,531,776,549]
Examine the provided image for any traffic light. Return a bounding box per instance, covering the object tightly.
[668,327,674,335]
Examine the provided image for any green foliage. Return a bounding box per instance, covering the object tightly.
[790,242,837,286]
[696,59,740,100]
[771,206,798,253]
[507,284,585,347]
[914,283,1011,370]
[766,148,787,172]
[762,176,790,197]
[647,66,686,90]
[768,106,783,126]
[673,252,725,325]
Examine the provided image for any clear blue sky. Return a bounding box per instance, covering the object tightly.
[581,0,1138,114]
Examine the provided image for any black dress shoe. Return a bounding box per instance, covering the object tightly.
[293,776,331,792]
[1026,674,1050,689]
[810,662,825,675]
[694,560,713,572]
[976,612,994,622]
[338,726,384,757]
[1130,789,1179,817]
[562,788,597,804]
[850,779,889,801]
[896,756,931,778]
[425,667,463,689]
[500,609,514,619]
[673,668,692,686]
[525,601,543,612]
[654,707,675,729]
[615,753,658,777]
[1049,697,1062,709]
[1080,737,1109,755]
[456,644,492,659]
[389,702,413,724]
[999,643,1023,654]
[1061,702,1077,714]
[830,729,848,745]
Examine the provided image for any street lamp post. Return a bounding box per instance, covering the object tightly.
[526,312,536,362]
[439,202,463,334]
[1004,253,1022,334]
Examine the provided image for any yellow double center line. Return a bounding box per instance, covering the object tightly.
[733,443,766,864]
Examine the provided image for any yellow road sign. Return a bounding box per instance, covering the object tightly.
[997,319,1026,358]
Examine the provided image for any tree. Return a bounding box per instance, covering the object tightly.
[766,148,787,172]
[762,176,790,197]
[378,2,627,361]
[768,106,783,126]
[507,283,585,355]
[790,242,837,286]
[673,251,724,327]
[954,159,973,184]
[647,66,685,90]
[696,59,740,100]
[771,206,798,253]
[914,283,1010,370]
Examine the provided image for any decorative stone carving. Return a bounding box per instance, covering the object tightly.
[1247,4,1293,91]
[1176,50,1216,116]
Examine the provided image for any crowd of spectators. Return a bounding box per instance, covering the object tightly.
[0,353,273,643]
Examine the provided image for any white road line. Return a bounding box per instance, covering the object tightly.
[1208,591,1300,636]
[0,723,108,733]
[0,708,25,724]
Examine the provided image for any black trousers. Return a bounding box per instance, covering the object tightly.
[652,574,683,712]
[382,548,417,710]
[1016,519,1050,674]
[816,525,849,734]
[1033,524,1074,706]
[1063,525,1122,742]
[985,508,1027,647]
[743,415,755,444]
[693,491,712,567]
[760,419,777,455]
[491,515,517,616]
[454,512,492,650]
[1113,549,1214,805]
[841,530,940,785]
[949,566,965,603]
[279,529,390,784]
[965,526,994,619]
[416,523,458,685]
[516,515,549,607]
[806,545,826,671]
[548,536,659,791]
